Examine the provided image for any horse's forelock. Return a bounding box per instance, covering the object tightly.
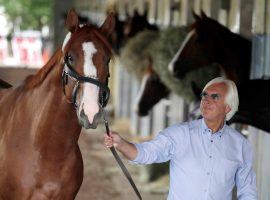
[68,25,114,59]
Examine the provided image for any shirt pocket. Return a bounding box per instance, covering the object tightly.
[214,158,239,186]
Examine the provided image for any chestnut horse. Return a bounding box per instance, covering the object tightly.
[168,11,251,83]
[0,9,115,199]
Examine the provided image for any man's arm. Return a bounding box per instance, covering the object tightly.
[104,127,177,164]
[236,139,257,199]
[104,131,138,160]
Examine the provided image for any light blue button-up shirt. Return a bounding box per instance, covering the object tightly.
[132,119,257,200]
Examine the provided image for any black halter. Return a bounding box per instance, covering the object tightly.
[61,55,110,108]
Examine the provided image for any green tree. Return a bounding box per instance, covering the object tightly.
[0,0,53,31]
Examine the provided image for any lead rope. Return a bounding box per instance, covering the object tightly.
[103,110,142,200]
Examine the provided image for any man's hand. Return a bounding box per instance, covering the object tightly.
[104,131,124,149]
[103,131,138,160]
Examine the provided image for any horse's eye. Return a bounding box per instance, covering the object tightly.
[67,55,74,66]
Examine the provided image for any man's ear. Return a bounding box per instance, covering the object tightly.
[225,105,231,114]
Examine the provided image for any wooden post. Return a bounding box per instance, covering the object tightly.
[201,0,211,16]
[148,0,158,23]
[156,0,166,25]
[228,0,241,33]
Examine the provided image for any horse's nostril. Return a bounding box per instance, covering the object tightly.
[138,104,149,116]
[138,109,148,116]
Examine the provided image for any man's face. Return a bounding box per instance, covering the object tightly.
[200,82,231,122]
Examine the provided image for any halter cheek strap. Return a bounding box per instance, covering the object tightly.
[61,58,110,108]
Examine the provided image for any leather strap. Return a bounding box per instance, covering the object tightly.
[104,116,142,200]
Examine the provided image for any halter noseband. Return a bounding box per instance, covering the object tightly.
[61,55,110,108]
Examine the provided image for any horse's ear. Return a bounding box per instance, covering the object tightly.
[134,9,139,16]
[65,8,79,33]
[99,12,116,38]
[192,10,201,21]
[200,10,207,18]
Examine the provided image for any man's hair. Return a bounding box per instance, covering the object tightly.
[202,77,239,121]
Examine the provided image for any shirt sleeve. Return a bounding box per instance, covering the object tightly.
[236,139,257,200]
[130,125,182,164]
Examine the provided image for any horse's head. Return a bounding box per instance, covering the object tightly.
[168,11,220,79]
[62,9,115,129]
[134,58,170,116]
[123,9,158,40]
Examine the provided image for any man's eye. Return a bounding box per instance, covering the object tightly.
[212,94,219,99]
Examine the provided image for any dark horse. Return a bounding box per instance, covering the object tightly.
[134,57,170,116]
[109,9,158,55]
[0,9,115,199]
[0,79,12,89]
[123,9,158,42]
[167,11,270,133]
[168,11,251,83]
[108,12,126,54]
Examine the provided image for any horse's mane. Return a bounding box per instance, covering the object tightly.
[24,48,62,89]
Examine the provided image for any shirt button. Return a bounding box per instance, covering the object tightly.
[207,172,210,175]
[211,140,213,142]
[209,155,212,158]
[204,189,207,192]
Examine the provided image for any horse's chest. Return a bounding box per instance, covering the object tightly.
[0,148,83,199]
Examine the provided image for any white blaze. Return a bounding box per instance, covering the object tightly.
[79,42,99,123]
[62,32,71,52]
[133,74,150,113]
[168,29,195,72]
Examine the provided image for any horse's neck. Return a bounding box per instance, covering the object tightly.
[2,59,81,152]
[217,35,251,82]
[31,62,81,148]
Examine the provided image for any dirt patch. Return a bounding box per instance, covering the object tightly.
[76,119,168,200]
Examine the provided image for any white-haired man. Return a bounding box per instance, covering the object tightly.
[104,77,257,200]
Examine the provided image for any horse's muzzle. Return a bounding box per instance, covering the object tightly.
[78,108,102,129]
[173,60,191,79]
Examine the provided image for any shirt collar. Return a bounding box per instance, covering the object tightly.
[201,118,226,137]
